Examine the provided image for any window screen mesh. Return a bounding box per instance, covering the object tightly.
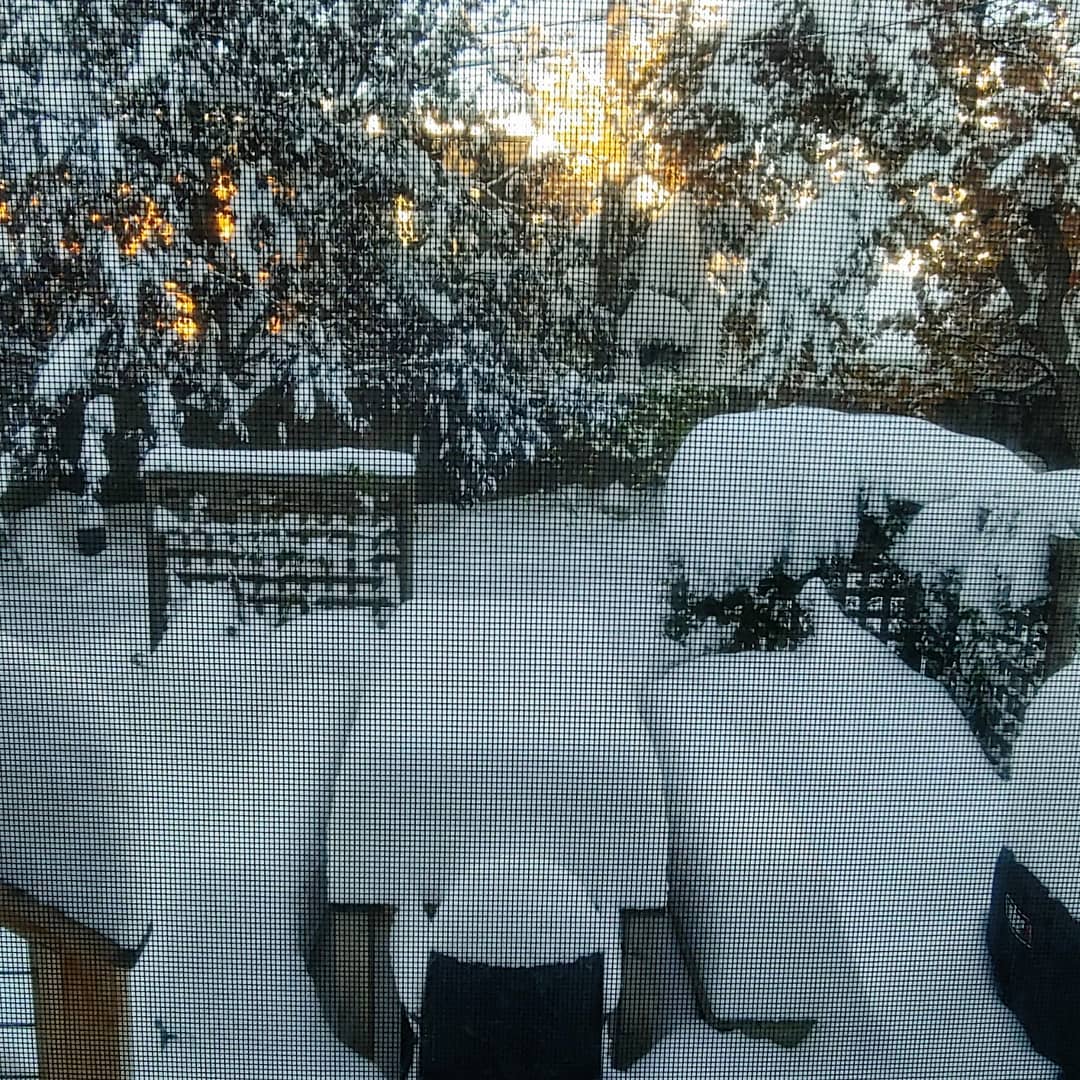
[0,1,1078,1079]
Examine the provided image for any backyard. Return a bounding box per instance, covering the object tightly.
[2,0,1080,1075]
[0,481,1065,1079]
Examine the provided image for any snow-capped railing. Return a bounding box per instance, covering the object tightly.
[0,884,147,1080]
[141,447,416,649]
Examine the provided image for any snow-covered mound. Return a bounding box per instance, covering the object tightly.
[665,406,1034,597]
[1,607,379,1080]
[644,582,1013,1066]
[893,468,1080,614]
[327,660,668,927]
[1004,658,1080,917]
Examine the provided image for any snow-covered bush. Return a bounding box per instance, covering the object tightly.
[663,407,1053,756]
[429,332,546,502]
[645,0,1080,440]
[539,371,728,492]
[664,558,816,653]
[666,407,1034,599]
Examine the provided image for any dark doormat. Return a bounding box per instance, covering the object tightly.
[418,950,604,1080]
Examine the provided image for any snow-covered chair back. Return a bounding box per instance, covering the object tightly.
[391,858,621,1017]
[393,859,612,1080]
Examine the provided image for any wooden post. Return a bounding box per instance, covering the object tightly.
[29,943,130,1080]
[329,906,401,1079]
[609,908,665,1071]
[1046,537,1080,676]
[397,479,414,603]
[145,480,169,651]
[0,885,147,1080]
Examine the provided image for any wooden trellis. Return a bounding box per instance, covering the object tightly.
[142,448,415,649]
[825,559,1048,765]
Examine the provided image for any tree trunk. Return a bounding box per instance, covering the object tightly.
[1000,204,1079,460]
[596,0,630,317]
[596,179,628,313]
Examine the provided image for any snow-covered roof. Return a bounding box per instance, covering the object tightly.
[141,446,416,479]
[328,698,668,912]
[0,641,152,960]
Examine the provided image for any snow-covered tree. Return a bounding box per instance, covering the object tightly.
[903,0,1080,450]
[0,0,548,501]
[643,0,950,393]
[646,0,1080,434]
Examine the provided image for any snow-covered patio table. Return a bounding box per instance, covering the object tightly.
[324,687,669,1074]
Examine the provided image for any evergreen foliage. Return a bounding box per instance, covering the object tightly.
[0,0,564,502]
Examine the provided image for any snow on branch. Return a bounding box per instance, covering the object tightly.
[988,123,1075,193]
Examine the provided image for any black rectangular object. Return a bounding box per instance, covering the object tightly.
[987,846,1080,1071]
[418,950,604,1080]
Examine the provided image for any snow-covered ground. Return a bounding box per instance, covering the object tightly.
[0,490,1061,1078]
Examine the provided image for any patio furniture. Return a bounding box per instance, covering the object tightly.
[418,950,604,1080]
[990,664,1080,1076]
[644,586,1003,1048]
[322,698,668,1077]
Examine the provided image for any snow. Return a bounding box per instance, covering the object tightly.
[1004,659,1080,916]
[0,492,666,1079]
[618,289,698,365]
[31,322,102,404]
[665,406,1036,597]
[632,193,703,308]
[746,178,896,384]
[0,490,1061,1079]
[126,20,180,85]
[893,468,1080,612]
[643,580,1050,1077]
[0,602,383,1079]
[670,794,864,1021]
[989,122,1076,190]
[327,616,669,912]
[141,445,416,479]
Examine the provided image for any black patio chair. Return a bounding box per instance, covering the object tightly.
[987,846,1080,1078]
[417,949,605,1080]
